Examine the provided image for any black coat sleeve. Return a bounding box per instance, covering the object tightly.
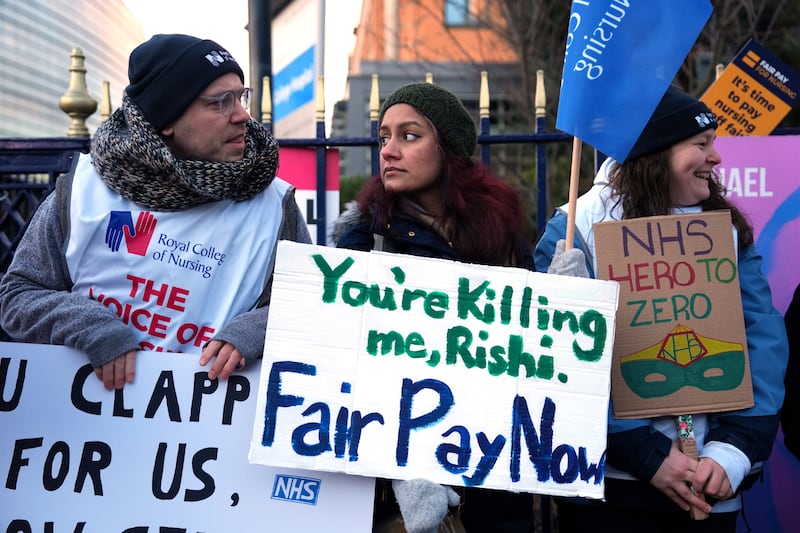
[781,284,800,459]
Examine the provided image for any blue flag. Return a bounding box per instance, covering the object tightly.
[556,0,713,162]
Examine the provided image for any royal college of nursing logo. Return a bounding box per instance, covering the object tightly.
[104,211,158,256]
[103,210,226,279]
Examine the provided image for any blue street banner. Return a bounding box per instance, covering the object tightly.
[557,0,713,162]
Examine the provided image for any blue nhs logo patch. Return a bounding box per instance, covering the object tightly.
[271,474,321,505]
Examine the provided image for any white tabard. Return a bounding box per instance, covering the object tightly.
[65,153,291,352]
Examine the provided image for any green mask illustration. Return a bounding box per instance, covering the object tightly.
[619,325,745,399]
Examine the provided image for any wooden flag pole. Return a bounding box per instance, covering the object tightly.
[565,136,582,251]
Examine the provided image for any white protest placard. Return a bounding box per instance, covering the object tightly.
[0,343,373,532]
[249,242,620,499]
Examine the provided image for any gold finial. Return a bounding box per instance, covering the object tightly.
[58,47,98,137]
[369,74,380,121]
[479,71,489,119]
[425,72,433,83]
[261,76,272,124]
[100,80,112,121]
[535,69,546,119]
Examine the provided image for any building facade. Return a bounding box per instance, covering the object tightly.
[0,0,144,137]
[333,0,524,177]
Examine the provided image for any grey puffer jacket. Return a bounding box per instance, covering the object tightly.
[0,164,311,367]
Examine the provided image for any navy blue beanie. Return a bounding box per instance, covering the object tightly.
[626,85,717,161]
[125,34,245,131]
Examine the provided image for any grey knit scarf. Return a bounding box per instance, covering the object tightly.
[91,95,278,211]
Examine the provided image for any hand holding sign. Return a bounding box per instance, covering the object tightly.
[547,239,589,278]
[677,414,709,520]
[392,479,461,533]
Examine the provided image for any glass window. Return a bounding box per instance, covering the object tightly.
[444,0,478,27]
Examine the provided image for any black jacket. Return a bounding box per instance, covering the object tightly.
[782,283,800,460]
[333,204,534,270]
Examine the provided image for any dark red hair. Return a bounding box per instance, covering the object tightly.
[355,145,530,266]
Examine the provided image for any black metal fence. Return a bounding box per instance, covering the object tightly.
[0,122,572,275]
[1,138,90,272]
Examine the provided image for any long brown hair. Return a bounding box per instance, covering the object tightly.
[607,152,754,249]
[355,144,530,266]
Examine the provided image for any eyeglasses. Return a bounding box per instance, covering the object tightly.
[197,88,252,115]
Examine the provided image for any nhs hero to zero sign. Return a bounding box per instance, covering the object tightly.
[249,242,620,499]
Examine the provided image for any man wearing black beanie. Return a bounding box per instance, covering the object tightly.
[0,34,312,390]
[126,33,245,132]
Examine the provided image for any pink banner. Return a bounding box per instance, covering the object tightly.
[716,135,800,315]
[277,146,339,190]
[716,135,799,533]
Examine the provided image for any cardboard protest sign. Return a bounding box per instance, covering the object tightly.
[0,343,373,532]
[593,211,753,418]
[701,38,800,136]
[249,242,620,499]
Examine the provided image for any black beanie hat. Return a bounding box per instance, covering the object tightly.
[125,34,245,131]
[627,85,717,161]
[379,82,477,157]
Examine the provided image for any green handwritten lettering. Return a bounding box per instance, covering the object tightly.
[457,278,495,324]
[312,254,355,303]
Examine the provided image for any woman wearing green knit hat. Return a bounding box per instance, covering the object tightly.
[334,82,533,268]
[333,82,535,532]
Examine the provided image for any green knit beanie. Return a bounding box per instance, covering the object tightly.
[379,82,477,157]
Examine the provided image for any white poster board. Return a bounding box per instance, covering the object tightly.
[249,242,620,499]
[0,343,373,532]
